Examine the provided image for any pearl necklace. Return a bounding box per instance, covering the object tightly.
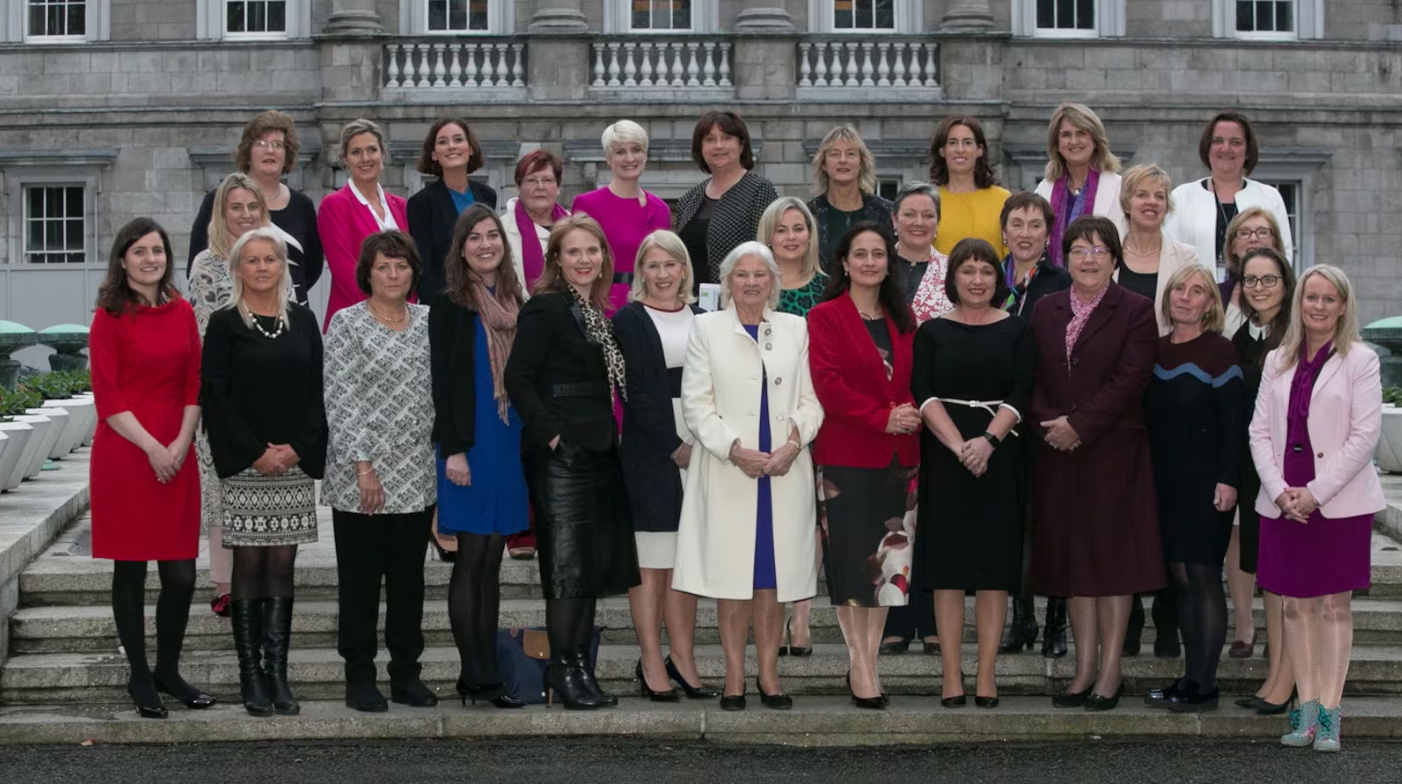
[369,303,408,324]
[250,312,285,339]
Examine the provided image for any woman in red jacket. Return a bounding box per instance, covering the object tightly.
[807,223,920,710]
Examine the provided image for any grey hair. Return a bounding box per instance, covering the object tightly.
[225,227,293,329]
[629,230,697,304]
[339,118,388,163]
[602,119,649,156]
[718,240,781,311]
[893,180,942,220]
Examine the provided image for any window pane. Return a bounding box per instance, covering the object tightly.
[855,0,873,28]
[228,3,246,32]
[1236,1,1253,31]
[249,2,266,31]
[1076,0,1094,28]
[469,0,487,29]
[268,1,285,31]
[428,0,446,30]
[24,186,85,263]
[448,0,467,30]
[874,0,894,28]
[1276,1,1293,31]
[1037,0,1054,29]
[834,0,853,29]
[675,0,691,29]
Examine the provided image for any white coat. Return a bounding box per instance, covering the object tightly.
[1164,177,1293,266]
[1035,171,1129,239]
[672,307,824,603]
[501,197,567,295]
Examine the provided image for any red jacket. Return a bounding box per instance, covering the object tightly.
[807,292,919,468]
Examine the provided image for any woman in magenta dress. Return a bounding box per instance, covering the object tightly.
[90,218,213,718]
[1249,264,1385,753]
[571,120,672,313]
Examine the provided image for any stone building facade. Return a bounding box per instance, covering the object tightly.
[0,0,1399,346]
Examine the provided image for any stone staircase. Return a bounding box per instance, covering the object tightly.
[4,510,1402,708]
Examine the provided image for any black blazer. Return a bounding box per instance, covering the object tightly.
[612,301,704,533]
[673,171,779,283]
[807,193,894,272]
[407,179,499,305]
[428,291,480,456]
[503,291,616,452]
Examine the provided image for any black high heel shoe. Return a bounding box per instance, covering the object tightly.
[779,619,812,657]
[636,660,680,702]
[153,672,217,709]
[1084,684,1124,712]
[974,695,999,708]
[756,678,792,710]
[545,657,605,710]
[1052,685,1093,708]
[845,670,886,710]
[1254,691,1297,716]
[127,675,168,719]
[999,595,1039,653]
[1166,681,1219,713]
[664,655,718,699]
[457,679,527,709]
[431,535,457,563]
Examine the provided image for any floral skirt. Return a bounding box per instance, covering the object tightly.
[220,465,318,547]
[194,431,224,533]
[819,460,918,607]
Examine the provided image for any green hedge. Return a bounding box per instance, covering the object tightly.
[0,371,90,420]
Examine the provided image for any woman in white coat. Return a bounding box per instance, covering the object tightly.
[1033,103,1127,268]
[674,240,824,712]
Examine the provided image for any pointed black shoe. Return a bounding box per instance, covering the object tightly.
[1144,679,1184,709]
[941,694,968,708]
[999,596,1039,653]
[975,695,1000,708]
[153,672,217,709]
[457,679,527,709]
[261,597,300,716]
[231,599,272,717]
[719,693,746,711]
[1052,686,1093,708]
[636,660,680,702]
[664,655,718,699]
[1254,692,1296,716]
[390,677,439,707]
[127,675,168,719]
[345,681,389,712]
[1084,684,1124,712]
[1167,682,1220,713]
[756,678,792,710]
[1041,599,1068,659]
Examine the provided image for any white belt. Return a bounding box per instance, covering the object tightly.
[935,398,1019,437]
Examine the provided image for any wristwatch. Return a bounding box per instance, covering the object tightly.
[982,431,1000,447]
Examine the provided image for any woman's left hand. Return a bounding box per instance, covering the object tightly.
[1040,416,1080,452]
[765,443,800,477]
[269,443,301,472]
[1212,483,1238,513]
[1290,487,1319,520]
[357,466,385,514]
[960,438,993,477]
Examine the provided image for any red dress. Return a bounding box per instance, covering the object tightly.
[89,298,201,561]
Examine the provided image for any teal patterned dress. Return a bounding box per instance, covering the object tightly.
[778,271,829,317]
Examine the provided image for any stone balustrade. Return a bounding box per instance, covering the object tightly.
[384,39,527,91]
[589,38,733,91]
[797,38,942,100]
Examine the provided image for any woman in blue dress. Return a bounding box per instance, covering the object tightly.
[429,203,530,708]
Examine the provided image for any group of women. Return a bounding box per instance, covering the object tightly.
[88,106,1382,753]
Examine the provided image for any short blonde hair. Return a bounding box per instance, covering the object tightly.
[1223,207,1286,275]
[811,124,877,195]
[1118,164,1176,220]
[208,173,270,259]
[1160,264,1225,334]
[1044,103,1121,182]
[718,241,781,311]
[602,120,649,155]
[756,197,821,283]
[630,230,697,304]
[225,227,293,329]
[1275,264,1362,371]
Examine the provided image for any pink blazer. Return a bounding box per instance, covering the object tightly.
[316,184,409,331]
[1249,343,1385,519]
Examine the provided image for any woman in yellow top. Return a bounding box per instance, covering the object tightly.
[928,115,1010,258]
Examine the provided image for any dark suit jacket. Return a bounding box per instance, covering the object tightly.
[407,179,499,305]
[673,171,779,282]
[504,291,617,453]
[428,292,480,456]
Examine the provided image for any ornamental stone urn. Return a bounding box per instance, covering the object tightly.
[1363,316,1402,388]
[37,324,90,372]
[0,321,38,389]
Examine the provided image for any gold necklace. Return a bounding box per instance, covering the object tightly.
[369,302,408,323]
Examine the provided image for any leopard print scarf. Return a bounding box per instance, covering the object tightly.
[570,287,628,402]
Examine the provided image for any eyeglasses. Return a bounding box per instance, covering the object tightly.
[1235,227,1274,240]
[1068,246,1109,260]
[523,177,557,188]
[252,140,286,150]
[1242,275,1282,288]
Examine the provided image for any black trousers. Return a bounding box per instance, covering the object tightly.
[332,506,434,685]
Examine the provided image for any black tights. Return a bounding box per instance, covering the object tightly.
[545,598,597,661]
[231,545,298,600]
[449,533,507,686]
[112,559,196,690]
[1172,562,1227,691]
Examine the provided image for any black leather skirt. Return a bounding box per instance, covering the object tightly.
[526,440,641,600]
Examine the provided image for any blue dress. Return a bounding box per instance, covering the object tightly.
[436,313,529,535]
[745,325,777,590]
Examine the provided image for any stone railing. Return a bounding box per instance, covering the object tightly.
[384,38,527,91]
[797,37,941,100]
[589,37,733,97]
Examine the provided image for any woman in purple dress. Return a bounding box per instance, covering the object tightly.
[1248,264,1385,752]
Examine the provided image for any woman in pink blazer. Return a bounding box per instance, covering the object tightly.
[1248,264,1384,753]
[317,118,410,331]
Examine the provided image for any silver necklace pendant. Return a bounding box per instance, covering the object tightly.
[251,313,285,339]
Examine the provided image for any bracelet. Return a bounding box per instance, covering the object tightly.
[787,438,801,449]
[982,431,1001,447]
[357,467,374,476]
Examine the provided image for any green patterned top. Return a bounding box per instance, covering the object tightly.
[777,271,830,317]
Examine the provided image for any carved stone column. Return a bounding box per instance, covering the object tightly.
[529,0,589,33]
[323,0,384,35]
[939,0,995,32]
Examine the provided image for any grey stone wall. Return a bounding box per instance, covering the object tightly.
[110,0,197,42]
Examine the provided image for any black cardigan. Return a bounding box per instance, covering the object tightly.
[428,291,479,456]
[807,192,894,272]
[408,179,499,305]
[186,187,324,305]
[503,291,617,453]
[673,171,779,283]
[612,301,704,533]
[200,303,327,479]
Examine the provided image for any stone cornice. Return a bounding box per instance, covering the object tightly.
[0,149,118,168]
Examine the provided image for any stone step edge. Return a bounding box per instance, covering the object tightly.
[1,696,1400,746]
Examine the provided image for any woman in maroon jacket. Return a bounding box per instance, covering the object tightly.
[808,223,920,710]
[1029,215,1164,712]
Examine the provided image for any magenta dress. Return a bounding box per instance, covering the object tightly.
[1257,342,1373,598]
[570,188,672,313]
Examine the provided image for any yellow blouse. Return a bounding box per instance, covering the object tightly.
[934,185,1011,258]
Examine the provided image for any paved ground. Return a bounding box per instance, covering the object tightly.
[1,738,1401,783]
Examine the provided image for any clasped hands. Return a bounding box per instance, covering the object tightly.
[1040,416,1081,453]
[730,438,799,479]
[253,443,301,476]
[145,438,191,484]
[885,404,921,436]
[1274,486,1319,523]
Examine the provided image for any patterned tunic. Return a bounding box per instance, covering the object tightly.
[778,271,829,317]
[321,302,437,514]
[189,250,233,532]
[909,249,954,323]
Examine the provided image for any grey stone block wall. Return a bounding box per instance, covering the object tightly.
[111,0,197,43]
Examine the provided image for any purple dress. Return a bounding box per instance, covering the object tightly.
[1257,342,1373,598]
[744,325,778,590]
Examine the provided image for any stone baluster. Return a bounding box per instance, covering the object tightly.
[432,44,447,87]
[798,42,812,87]
[685,42,701,87]
[496,43,511,86]
[875,42,891,86]
[636,42,653,87]
[702,41,717,87]
[447,45,462,87]
[907,44,923,86]
[924,44,938,86]
[860,42,875,86]
[463,45,478,87]
[622,42,638,86]
[511,42,525,86]
[890,41,906,87]
[416,44,432,87]
[718,41,731,86]
[607,42,622,86]
[384,44,401,87]
[845,42,860,87]
[591,43,606,86]
[671,43,686,87]
[813,41,828,87]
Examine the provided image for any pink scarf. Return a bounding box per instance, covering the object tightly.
[514,200,569,288]
[1065,284,1109,362]
[1048,168,1101,268]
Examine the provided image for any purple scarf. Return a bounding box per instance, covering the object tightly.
[1048,168,1101,268]
[514,199,569,289]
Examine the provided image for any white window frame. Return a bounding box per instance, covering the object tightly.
[1212,0,1323,41]
[20,183,87,265]
[401,0,513,35]
[196,0,310,40]
[807,0,919,34]
[3,170,101,267]
[7,0,109,43]
[1012,0,1125,39]
[604,0,717,34]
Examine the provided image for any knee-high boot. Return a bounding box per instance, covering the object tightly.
[232,600,272,716]
[262,597,300,715]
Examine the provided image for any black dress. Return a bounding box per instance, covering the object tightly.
[914,315,1034,591]
[187,189,324,305]
[1144,333,1244,565]
[1231,321,1267,572]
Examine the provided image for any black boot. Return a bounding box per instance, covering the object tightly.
[574,647,617,707]
[1151,588,1181,659]
[262,597,300,715]
[231,600,272,717]
[546,653,605,710]
[1041,598,1068,659]
[1124,595,1145,656]
[999,595,1039,653]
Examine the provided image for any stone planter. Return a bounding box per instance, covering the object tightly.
[0,420,33,491]
[26,407,69,466]
[11,414,54,480]
[36,324,90,372]
[41,398,91,457]
[74,393,95,445]
[1379,405,1402,474]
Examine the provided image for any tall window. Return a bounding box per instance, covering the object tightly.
[226,0,285,36]
[27,0,86,38]
[1258,179,1302,269]
[632,0,691,30]
[834,0,894,30]
[428,0,489,32]
[1237,1,1294,34]
[24,186,85,264]
[1037,0,1095,32]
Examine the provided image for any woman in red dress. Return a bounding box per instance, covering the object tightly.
[90,218,213,718]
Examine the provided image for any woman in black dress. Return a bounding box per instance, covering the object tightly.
[408,117,499,305]
[1231,247,1300,715]
[1142,264,1244,712]
[914,238,1034,707]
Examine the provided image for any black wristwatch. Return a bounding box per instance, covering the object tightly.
[982,431,1001,447]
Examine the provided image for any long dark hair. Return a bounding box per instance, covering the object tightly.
[446,203,526,309]
[820,221,916,335]
[1237,246,1296,361]
[928,115,998,189]
[96,218,178,315]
